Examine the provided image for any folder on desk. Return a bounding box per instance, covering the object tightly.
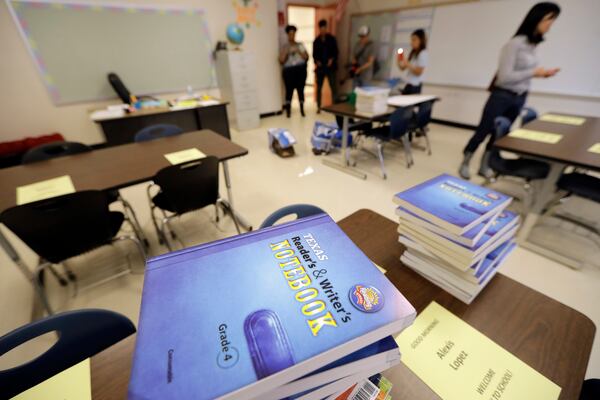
[11,359,91,400]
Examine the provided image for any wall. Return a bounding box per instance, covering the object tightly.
[0,0,281,144]
[332,0,600,125]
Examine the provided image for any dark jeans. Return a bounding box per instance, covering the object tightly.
[316,68,337,108]
[402,83,422,94]
[282,65,307,105]
[464,88,527,154]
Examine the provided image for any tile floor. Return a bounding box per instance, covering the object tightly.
[1,99,598,379]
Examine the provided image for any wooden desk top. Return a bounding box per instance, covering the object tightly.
[90,210,595,400]
[0,130,248,211]
[495,113,600,170]
[322,102,394,120]
[92,101,228,122]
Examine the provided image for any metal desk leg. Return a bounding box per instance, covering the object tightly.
[517,162,585,268]
[518,161,565,241]
[220,161,253,231]
[0,229,53,315]
[322,116,368,180]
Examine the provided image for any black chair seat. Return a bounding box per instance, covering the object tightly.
[152,192,177,213]
[362,125,393,140]
[490,156,550,181]
[556,173,600,203]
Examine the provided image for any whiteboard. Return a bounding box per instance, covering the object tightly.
[350,7,434,81]
[426,0,600,98]
[7,0,217,105]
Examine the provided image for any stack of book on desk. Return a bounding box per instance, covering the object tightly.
[128,213,416,400]
[393,174,519,304]
[355,87,390,116]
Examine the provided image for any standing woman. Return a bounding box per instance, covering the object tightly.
[459,2,560,179]
[398,29,428,94]
[280,25,309,118]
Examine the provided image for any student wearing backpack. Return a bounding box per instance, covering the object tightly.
[351,26,376,88]
[397,29,428,94]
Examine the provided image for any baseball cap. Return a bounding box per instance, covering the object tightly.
[358,25,370,37]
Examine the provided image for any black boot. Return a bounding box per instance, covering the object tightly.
[300,102,305,117]
[285,104,291,118]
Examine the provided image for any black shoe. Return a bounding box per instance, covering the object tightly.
[317,108,321,114]
[285,105,291,118]
[300,103,305,117]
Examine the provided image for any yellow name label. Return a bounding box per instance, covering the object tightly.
[588,143,600,154]
[395,302,561,400]
[16,175,75,205]
[539,114,586,126]
[508,129,562,144]
[164,148,206,165]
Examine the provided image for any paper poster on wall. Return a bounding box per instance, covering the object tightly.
[233,0,261,28]
[380,25,392,43]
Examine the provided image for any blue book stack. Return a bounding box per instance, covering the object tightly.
[393,174,519,304]
[128,213,416,400]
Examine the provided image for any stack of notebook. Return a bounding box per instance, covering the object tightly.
[355,86,390,116]
[393,174,519,304]
[128,213,416,400]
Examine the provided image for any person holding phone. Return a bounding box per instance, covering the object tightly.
[351,26,375,88]
[280,25,309,118]
[397,29,428,94]
[459,2,561,179]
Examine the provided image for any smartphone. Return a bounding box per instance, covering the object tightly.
[397,48,404,61]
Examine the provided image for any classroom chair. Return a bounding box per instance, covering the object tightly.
[147,156,239,250]
[0,309,135,398]
[485,117,550,212]
[0,191,146,314]
[407,100,434,155]
[260,204,325,229]
[22,141,149,248]
[21,141,92,164]
[541,172,600,237]
[359,107,414,179]
[520,106,538,126]
[134,124,183,142]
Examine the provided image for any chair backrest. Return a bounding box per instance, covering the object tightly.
[154,156,220,214]
[520,106,538,126]
[260,204,325,229]
[0,191,119,264]
[0,309,135,398]
[134,124,183,142]
[22,141,91,164]
[414,100,434,129]
[388,107,413,140]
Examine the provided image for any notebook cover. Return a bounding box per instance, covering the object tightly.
[393,174,511,234]
[128,213,415,400]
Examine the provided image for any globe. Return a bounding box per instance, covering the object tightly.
[226,23,245,46]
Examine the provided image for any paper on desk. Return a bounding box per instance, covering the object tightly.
[539,114,586,126]
[11,358,91,400]
[395,302,561,400]
[16,175,75,205]
[588,143,600,154]
[387,94,437,107]
[508,129,563,144]
[164,148,207,165]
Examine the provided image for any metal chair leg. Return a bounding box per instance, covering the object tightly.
[160,217,174,251]
[112,235,146,273]
[150,205,166,245]
[401,135,413,168]
[375,141,387,180]
[120,196,149,248]
[423,128,432,155]
[217,198,242,234]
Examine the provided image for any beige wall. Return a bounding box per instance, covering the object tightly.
[0,0,281,144]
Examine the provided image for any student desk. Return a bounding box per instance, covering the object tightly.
[494,113,600,268]
[321,95,439,180]
[0,131,251,306]
[89,210,595,400]
[92,102,231,146]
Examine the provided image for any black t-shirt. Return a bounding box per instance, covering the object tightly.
[312,34,338,70]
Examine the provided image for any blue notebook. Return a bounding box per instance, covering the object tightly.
[128,214,415,400]
[393,174,512,235]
